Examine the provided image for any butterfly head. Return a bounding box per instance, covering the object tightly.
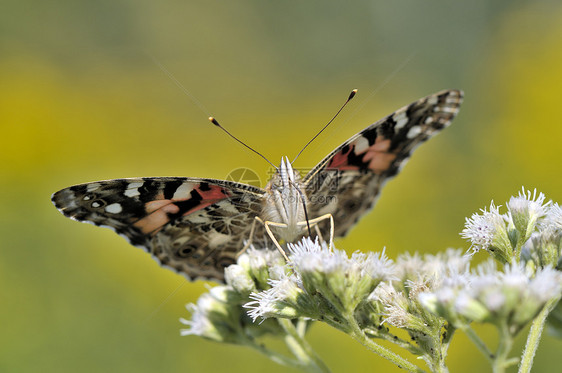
[279,156,297,187]
[262,157,307,242]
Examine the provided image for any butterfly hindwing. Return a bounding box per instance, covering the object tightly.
[53,90,463,282]
[303,89,463,237]
[52,177,266,281]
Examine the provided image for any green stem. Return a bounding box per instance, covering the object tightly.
[492,323,514,373]
[296,318,308,338]
[519,297,560,373]
[247,340,303,369]
[429,327,449,373]
[346,316,426,373]
[278,318,331,373]
[363,328,424,355]
[441,323,456,359]
[505,357,520,368]
[463,326,494,363]
[319,315,350,334]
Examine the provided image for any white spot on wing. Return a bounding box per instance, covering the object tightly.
[172,236,190,246]
[397,158,409,172]
[106,203,123,214]
[124,182,144,198]
[446,95,459,104]
[99,224,119,232]
[189,215,209,224]
[218,201,240,214]
[129,182,144,188]
[440,106,458,114]
[66,200,78,209]
[354,136,369,153]
[427,96,438,105]
[406,126,422,139]
[173,182,194,200]
[208,231,231,248]
[393,111,409,131]
[87,183,101,192]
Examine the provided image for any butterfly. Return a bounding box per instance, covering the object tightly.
[52,89,463,282]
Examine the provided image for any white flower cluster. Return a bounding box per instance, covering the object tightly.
[461,188,560,266]
[180,247,286,344]
[461,202,506,253]
[371,249,471,329]
[245,237,395,322]
[419,262,562,333]
[180,188,562,373]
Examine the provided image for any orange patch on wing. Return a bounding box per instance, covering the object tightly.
[134,202,180,234]
[362,137,396,174]
[145,199,171,213]
[134,184,231,235]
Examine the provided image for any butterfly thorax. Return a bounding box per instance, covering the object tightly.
[262,157,308,243]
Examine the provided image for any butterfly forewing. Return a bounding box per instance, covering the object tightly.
[52,177,266,281]
[303,89,463,237]
[53,89,463,283]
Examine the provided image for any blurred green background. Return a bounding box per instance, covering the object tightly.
[2,0,562,372]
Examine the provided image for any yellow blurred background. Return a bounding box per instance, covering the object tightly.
[2,1,562,372]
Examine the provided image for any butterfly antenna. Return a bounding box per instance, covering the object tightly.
[209,117,278,170]
[146,52,212,117]
[291,89,357,164]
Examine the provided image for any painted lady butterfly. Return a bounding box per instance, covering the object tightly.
[52,89,463,282]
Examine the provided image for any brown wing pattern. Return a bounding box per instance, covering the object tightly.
[52,177,266,282]
[303,89,463,237]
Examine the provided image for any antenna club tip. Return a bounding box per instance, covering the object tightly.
[349,89,358,100]
[208,117,220,126]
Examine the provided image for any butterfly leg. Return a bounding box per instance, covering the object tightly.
[313,224,325,242]
[262,220,291,261]
[237,216,261,258]
[296,213,335,250]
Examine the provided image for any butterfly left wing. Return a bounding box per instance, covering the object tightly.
[52,177,267,282]
[303,89,463,237]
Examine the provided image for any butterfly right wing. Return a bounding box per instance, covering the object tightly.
[52,177,267,282]
[303,89,463,238]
